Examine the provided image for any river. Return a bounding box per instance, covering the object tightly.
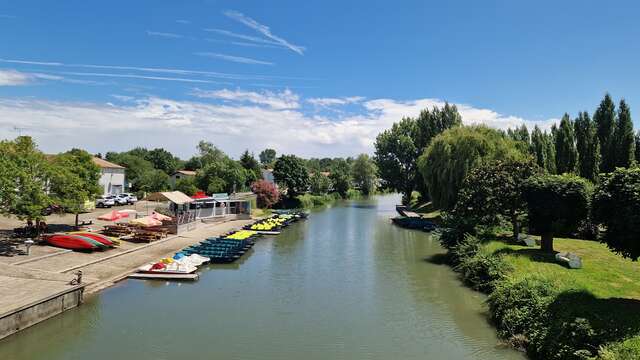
[0,194,524,360]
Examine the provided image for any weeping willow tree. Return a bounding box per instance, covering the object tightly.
[417,125,525,210]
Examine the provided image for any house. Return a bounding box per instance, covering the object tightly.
[93,157,126,195]
[261,168,275,185]
[170,170,197,188]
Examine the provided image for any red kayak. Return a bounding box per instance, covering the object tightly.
[46,234,97,250]
[72,232,114,247]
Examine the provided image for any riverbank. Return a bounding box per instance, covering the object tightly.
[0,217,254,340]
[446,232,640,359]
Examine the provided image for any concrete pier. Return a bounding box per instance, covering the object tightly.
[0,217,254,340]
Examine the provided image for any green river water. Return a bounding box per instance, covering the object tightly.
[0,194,524,360]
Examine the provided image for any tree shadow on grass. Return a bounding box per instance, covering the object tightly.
[534,290,640,358]
[492,247,563,266]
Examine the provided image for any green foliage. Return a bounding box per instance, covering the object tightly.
[574,111,601,181]
[375,103,461,203]
[598,337,640,360]
[259,148,276,165]
[487,277,557,344]
[144,148,180,175]
[635,131,640,166]
[531,125,557,174]
[449,233,481,264]
[594,93,617,173]
[197,157,247,194]
[614,99,635,168]
[522,174,591,251]
[453,243,511,293]
[174,177,198,196]
[328,159,351,197]
[555,114,578,174]
[418,125,524,210]
[273,155,309,197]
[374,117,420,204]
[239,150,262,186]
[351,153,377,195]
[454,159,540,239]
[593,167,640,260]
[0,136,52,221]
[345,188,362,199]
[309,171,331,195]
[49,149,101,223]
[105,152,155,191]
[137,169,170,193]
[295,193,340,208]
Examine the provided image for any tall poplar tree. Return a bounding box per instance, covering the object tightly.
[594,93,617,172]
[554,114,578,174]
[635,131,640,166]
[614,99,635,168]
[531,126,547,170]
[574,111,601,181]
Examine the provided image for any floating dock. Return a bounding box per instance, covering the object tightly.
[128,273,199,281]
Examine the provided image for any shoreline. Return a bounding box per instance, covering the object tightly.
[0,216,255,339]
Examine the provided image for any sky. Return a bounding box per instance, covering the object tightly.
[1,0,640,159]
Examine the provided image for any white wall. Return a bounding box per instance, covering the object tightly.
[99,168,126,195]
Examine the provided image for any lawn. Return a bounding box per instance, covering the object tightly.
[485,237,640,300]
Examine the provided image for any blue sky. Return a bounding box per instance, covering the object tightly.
[1,0,639,158]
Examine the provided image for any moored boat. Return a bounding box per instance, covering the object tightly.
[45,234,99,251]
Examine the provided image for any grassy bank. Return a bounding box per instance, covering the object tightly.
[446,234,640,359]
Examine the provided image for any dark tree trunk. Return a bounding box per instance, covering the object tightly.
[541,232,554,252]
[511,212,520,243]
[75,213,80,228]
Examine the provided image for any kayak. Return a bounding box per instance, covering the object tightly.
[71,232,115,247]
[46,234,98,251]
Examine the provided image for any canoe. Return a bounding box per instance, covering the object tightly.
[71,232,115,247]
[46,234,98,251]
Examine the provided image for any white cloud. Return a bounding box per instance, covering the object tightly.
[0,58,313,81]
[193,88,299,109]
[0,69,33,86]
[223,10,305,55]
[176,19,191,24]
[194,52,274,66]
[203,28,282,47]
[308,96,365,106]
[146,31,183,39]
[58,71,231,84]
[0,93,558,159]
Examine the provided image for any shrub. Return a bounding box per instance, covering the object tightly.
[598,336,640,360]
[454,251,511,293]
[450,234,481,265]
[488,277,558,348]
[345,188,362,199]
[522,174,591,252]
[250,180,280,208]
[593,167,640,260]
[296,193,339,208]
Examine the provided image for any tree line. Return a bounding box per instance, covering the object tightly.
[374,93,640,259]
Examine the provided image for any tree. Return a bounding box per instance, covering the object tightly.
[0,136,52,225]
[454,159,540,241]
[593,167,640,260]
[49,149,101,226]
[259,148,276,165]
[329,159,351,197]
[594,93,617,172]
[273,155,309,197]
[636,131,640,165]
[418,125,524,210]
[251,180,280,208]
[374,118,419,204]
[554,114,577,174]
[144,148,180,175]
[309,171,331,195]
[239,150,262,186]
[137,169,170,193]
[351,154,378,195]
[574,111,601,181]
[197,158,246,194]
[105,153,155,192]
[614,99,635,168]
[531,126,555,173]
[196,141,227,168]
[174,177,198,196]
[522,174,590,252]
